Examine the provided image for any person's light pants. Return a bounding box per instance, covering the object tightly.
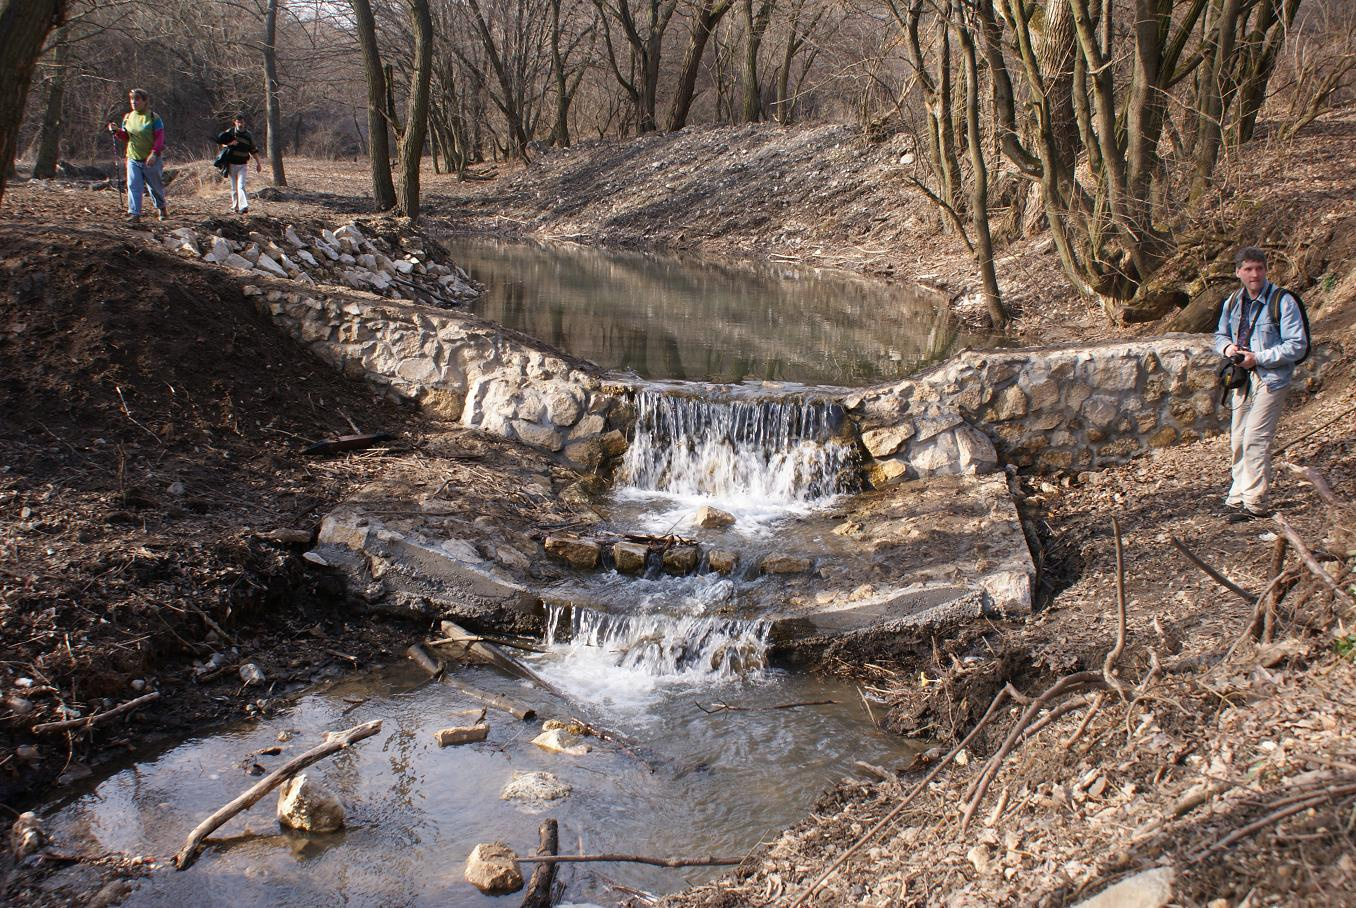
[126,158,166,216]
[228,163,249,211]
[1227,372,1289,511]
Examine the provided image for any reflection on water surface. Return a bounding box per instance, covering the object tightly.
[448,237,995,386]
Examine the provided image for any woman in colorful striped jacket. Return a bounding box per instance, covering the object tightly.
[107,88,167,224]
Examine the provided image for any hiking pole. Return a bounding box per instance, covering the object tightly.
[107,118,125,209]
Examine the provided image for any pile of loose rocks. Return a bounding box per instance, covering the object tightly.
[156,221,480,307]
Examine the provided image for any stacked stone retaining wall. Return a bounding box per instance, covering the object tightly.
[245,284,1225,479]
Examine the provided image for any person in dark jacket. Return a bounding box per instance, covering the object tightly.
[215,113,262,215]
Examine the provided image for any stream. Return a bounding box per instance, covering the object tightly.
[37,243,961,906]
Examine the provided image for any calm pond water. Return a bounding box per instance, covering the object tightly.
[447,237,994,386]
[43,661,918,906]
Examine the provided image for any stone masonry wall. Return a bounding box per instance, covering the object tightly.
[242,285,626,472]
[846,337,1225,482]
[245,283,1223,479]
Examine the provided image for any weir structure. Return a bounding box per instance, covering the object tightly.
[241,281,1225,658]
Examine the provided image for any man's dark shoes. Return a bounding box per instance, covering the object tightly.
[1227,507,1273,524]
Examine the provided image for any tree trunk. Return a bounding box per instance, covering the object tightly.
[549,0,571,146]
[263,0,287,186]
[396,0,434,219]
[739,0,772,123]
[31,26,68,180]
[1034,0,1078,169]
[955,0,1006,328]
[666,0,731,131]
[0,0,65,205]
[351,0,397,210]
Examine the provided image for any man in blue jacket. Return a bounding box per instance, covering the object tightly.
[1213,246,1307,522]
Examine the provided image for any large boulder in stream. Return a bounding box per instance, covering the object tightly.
[532,728,591,755]
[465,842,524,894]
[500,770,572,807]
[662,545,700,574]
[276,773,346,833]
[613,541,649,574]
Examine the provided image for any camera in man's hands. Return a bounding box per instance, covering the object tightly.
[1230,352,1245,365]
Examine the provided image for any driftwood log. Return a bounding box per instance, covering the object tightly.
[173,719,382,870]
[517,853,742,868]
[406,643,536,719]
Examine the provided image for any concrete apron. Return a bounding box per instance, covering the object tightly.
[307,468,1035,648]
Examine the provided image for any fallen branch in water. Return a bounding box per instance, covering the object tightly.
[174,719,382,870]
[520,819,559,908]
[406,643,445,679]
[429,633,548,654]
[32,691,161,735]
[443,677,537,721]
[694,698,837,714]
[435,620,567,699]
[518,853,742,868]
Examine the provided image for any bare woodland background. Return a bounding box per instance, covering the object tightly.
[4,0,1355,318]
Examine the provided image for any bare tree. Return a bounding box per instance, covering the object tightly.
[352,0,398,208]
[395,0,432,217]
[667,0,733,130]
[31,26,70,179]
[262,0,287,185]
[592,0,681,132]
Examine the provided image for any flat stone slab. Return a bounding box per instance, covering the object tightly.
[311,437,1034,645]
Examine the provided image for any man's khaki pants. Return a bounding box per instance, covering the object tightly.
[1227,372,1289,512]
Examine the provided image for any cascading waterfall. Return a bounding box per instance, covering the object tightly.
[619,389,855,508]
[540,389,852,698]
[544,603,770,680]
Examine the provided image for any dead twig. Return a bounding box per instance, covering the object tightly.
[1273,514,1356,611]
[174,719,382,869]
[695,698,837,714]
[960,672,1108,830]
[788,682,1023,907]
[1103,516,1128,695]
[518,853,741,868]
[32,691,160,735]
[1191,780,1356,860]
[1171,536,1257,602]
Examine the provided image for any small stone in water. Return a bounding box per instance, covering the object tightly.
[276,773,345,833]
[531,728,590,756]
[435,723,489,747]
[130,678,146,692]
[465,842,523,894]
[612,541,648,574]
[239,663,266,685]
[707,549,739,574]
[692,505,735,528]
[500,770,571,803]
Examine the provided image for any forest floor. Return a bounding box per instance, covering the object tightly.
[2,106,1355,906]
